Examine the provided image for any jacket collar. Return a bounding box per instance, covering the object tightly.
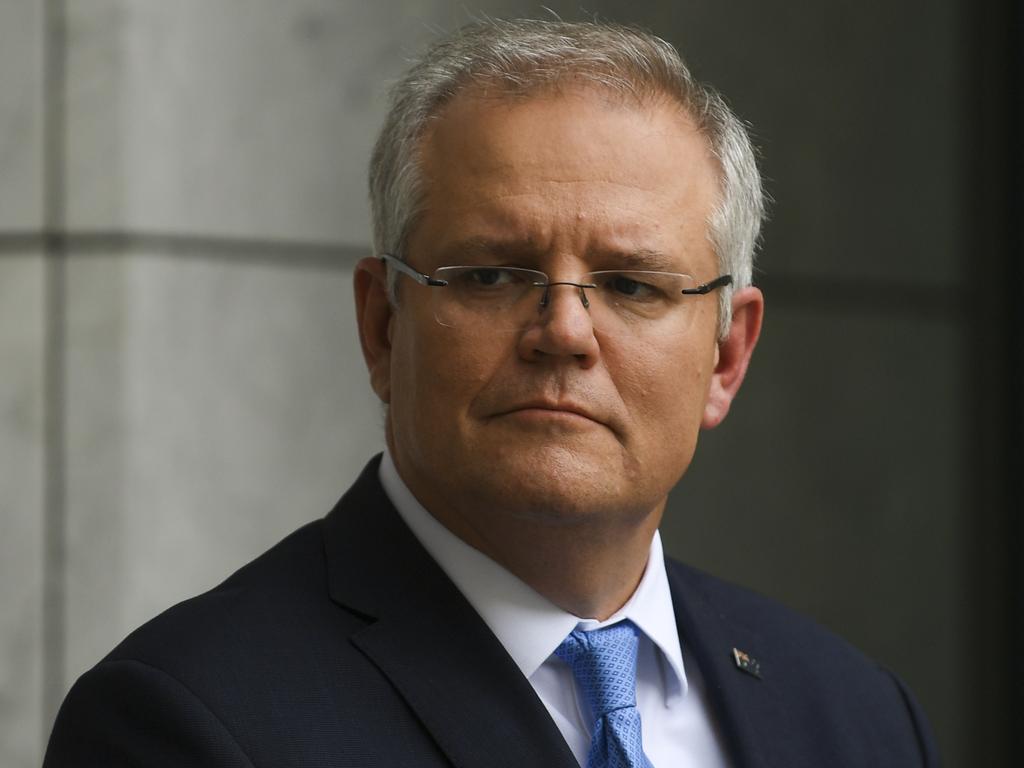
[322,456,578,768]
[668,560,785,768]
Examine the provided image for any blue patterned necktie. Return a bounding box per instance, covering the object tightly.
[555,620,655,768]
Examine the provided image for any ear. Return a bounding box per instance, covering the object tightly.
[353,256,394,404]
[701,286,764,429]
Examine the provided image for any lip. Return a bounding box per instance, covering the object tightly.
[497,400,604,425]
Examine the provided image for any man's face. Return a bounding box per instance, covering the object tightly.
[359,86,751,536]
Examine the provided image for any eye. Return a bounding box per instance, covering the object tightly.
[610,275,644,296]
[603,273,662,301]
[467,267,514,286]
[448,266,536,292]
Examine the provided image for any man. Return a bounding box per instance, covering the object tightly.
[45,18,938,767]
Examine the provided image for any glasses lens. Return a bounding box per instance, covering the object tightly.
[586,270,697,336]
[432,266,546,330]
[429,266,706,336]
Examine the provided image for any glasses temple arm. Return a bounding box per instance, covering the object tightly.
[379,254,448,286]
[680,274,733,295]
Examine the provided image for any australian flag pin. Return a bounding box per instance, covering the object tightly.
[732,648,762,679]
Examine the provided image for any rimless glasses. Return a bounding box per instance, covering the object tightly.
[381,254,732,338]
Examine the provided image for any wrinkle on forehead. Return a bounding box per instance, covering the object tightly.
[409,85,720,275]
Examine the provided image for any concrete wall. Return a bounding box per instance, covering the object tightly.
[1,1,974,765]
[1,2,46,767]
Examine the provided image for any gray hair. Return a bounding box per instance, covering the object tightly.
[369,18,764,338]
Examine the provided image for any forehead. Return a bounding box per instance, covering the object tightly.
[412,86,721,270]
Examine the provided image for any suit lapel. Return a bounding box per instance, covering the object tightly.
[668,561,790,768]
[323,458,577,768]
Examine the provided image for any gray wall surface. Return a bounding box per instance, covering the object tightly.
[1,1,998,766]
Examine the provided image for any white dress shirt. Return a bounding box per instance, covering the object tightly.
[379,451,731,767]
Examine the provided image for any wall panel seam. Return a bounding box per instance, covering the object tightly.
[41,0,66,747]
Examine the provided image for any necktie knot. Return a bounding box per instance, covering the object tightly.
[555,621,640,718]
[555,620,654,768]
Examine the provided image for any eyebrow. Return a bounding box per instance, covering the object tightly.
[436,238,681,272]
[437,236,541,263]
[599,248,676,272]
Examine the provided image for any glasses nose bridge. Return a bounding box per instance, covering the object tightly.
[537,278,596,311]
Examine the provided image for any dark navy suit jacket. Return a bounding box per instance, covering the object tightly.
[45,456,939,767]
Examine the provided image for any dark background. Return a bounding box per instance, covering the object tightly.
[532,0,1021,764]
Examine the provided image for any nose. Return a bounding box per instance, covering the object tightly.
[517,281,600,367]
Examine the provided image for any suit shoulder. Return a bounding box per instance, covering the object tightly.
[665,557,914,704]
[104,518,360,672]
[45,657,256,767]
[667,557,869,660]
[666,558,938,764]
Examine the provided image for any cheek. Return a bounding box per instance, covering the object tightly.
[391,317,501,431]
[614,339,715,444]
[388,310,441,441]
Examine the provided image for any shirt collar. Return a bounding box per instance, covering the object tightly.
[379,450,688,699]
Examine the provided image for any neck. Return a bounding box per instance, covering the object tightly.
[467,514,660,621]
[421,488,663,621]
[385,436,667,620]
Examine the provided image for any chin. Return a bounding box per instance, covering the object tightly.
[466,443,653,524]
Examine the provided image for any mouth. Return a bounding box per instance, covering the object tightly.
[496,401,606,428]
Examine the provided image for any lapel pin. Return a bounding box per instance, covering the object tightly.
[732,648,762,679]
